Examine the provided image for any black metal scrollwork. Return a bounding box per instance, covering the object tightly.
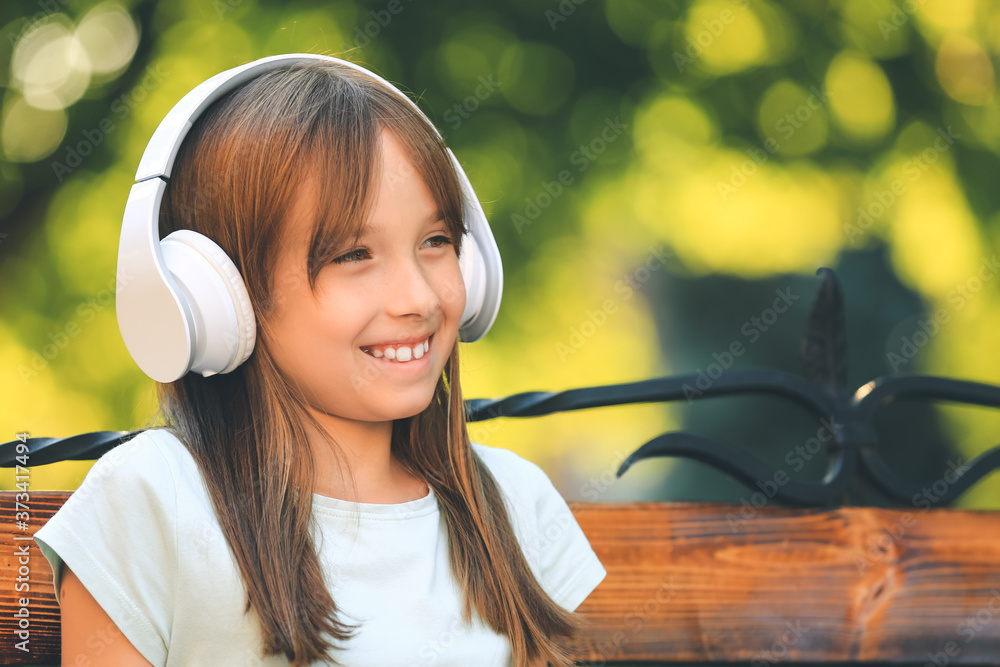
[465,268,1000,507]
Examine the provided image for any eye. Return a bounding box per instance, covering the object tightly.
[424,235,454,249]
[331,247,370,264]
[330,236,453,265]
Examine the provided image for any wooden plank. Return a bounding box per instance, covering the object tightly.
[568,501,1000,664]
[2,493,1000,664]
[0,491,68,665]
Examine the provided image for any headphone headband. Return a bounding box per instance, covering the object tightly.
[116,54,502,383]
[134,54,447,181]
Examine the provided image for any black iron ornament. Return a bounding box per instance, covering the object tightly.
[4,268,1000,507]
[463,267,1000,507]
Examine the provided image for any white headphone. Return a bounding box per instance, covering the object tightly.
[116,53,503,383]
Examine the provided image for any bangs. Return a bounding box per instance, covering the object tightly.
[294,63,469,292]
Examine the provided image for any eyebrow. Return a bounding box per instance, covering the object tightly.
[357,209,444,238]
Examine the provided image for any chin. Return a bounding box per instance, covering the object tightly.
[371,389,438,421]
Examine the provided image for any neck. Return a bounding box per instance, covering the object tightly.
[303,408,426,503]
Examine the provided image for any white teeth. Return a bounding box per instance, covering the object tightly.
[365,337,430,363]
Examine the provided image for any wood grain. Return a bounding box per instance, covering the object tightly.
[568,501,1000,664]
[2,492,1000,665]
[0,491,69,665]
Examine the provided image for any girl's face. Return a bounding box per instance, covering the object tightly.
[267,128,466,424]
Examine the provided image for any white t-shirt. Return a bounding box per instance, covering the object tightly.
[34,428,606,666]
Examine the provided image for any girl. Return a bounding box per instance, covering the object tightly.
[34,54,606,666]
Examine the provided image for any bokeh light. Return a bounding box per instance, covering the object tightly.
[756,80,829,156]
[936,34,995,106]
[75,2,139,79]
[11,14,91,111]
[1,0,999,509]
[1,95,67,162]
[826,51,896,143]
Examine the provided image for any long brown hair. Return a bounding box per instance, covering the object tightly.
[151,58,587,666]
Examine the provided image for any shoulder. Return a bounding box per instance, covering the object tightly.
[109,426,192,468]
[36,428,193,545]
[469,441,570,520]
[471,441,566,516]
[62,429,169,502]
[470,441,607,612]
[62,428,198,509]
[80,427,189,475]
[470,441,549,488]
[35,427,204,567]
[469,441,569,558]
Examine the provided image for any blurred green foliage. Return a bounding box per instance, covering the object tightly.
[0,0,998,507]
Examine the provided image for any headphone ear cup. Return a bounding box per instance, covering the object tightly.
[447,149,502,343]
[159,230,256,377]
[457,236,487,341]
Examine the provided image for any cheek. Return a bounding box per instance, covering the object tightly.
[268,294,359,369]
[438,260,467,315]
[269,261,312,314]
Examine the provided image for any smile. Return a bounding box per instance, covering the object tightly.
[360,335,432,363]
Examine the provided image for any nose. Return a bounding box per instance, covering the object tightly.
[382,253,441,319]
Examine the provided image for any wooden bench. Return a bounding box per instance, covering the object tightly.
[3,493,999,665]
